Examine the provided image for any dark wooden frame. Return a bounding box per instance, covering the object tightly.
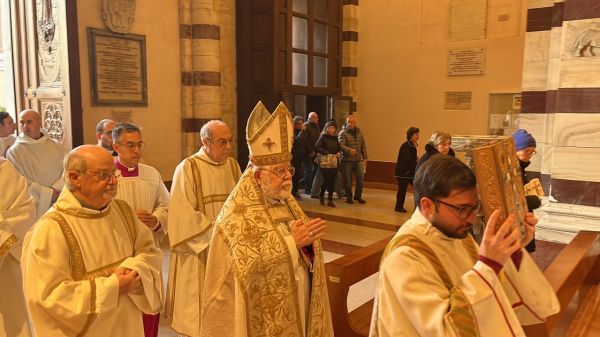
[87,28,148,107]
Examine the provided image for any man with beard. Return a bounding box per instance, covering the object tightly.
[369,155,559,337]
[165,120,241,337]
[200,102,333,337]
[21,145,163,337]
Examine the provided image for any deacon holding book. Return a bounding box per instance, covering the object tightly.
[369,155,559,337]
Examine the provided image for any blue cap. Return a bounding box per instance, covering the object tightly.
[512,129,536,151]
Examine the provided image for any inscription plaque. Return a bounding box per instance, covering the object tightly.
[448,48,485,76]
[88,28,147,106]
[444,91,472,110]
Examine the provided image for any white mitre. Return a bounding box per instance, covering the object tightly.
[246,101,293,166]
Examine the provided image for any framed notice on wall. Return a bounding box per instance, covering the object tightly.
[88,28,148,106]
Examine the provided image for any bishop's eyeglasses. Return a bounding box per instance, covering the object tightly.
[259,166,295,178]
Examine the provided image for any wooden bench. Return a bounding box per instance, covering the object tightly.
[326,231,600,337]
[523,230,600,337]
[324,236,393,337]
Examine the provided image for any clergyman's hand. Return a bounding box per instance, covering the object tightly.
[115,268,141,295]
[291,218,327,248]
[479,210,521,266]
[136,211,158,230]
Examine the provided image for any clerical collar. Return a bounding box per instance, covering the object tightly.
[115,159,139,177]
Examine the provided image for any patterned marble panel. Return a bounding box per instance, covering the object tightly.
[552,113,600,147]
[551,178,600,206]
[524,30,550,62]
[546,57,561,90]
[522,60,549,91]
[563,0,600,21]
[514,112,549,142]
[550,146,600,182]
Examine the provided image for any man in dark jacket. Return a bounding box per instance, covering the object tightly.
[394,127,419,212]
[300,111,321,195]
[291,116,307,198]
[513,129,541,253]
[339,115,368,204]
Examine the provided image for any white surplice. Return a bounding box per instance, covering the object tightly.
[0,159,35,337]
[0,134,15,157]
[21,188,163,337]
[6,133,65,219]
[165,148,241,337]
[369,209,560,337]
[114,162,170,246]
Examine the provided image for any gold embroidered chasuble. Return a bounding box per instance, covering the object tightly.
[165,148,241,337]
[200,169,333,337]
[369,210,560,337]
[0,159,36,337]
[21,189,163,337]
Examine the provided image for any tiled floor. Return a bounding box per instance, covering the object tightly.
[158,187,565,336]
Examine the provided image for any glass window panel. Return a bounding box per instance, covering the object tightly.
[314,0,327,20]
[292,53,308,86]
[313,23,328,53]
[313,56,327,87]
[292,16,308,50]
[293,0,307,14]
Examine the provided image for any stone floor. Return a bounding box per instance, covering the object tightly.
[158,187,565,336]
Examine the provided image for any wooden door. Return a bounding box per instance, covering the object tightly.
[12,0,72,148]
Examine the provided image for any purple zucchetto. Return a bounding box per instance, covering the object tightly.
[512,129,536,151]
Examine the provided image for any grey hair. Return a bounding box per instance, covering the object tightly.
[200,120,227,142]
[63,151,87,191]
[96,119,114,133]
[292,116,304,124]
[429,131,451,146]
[112,122,141,143]
[0,112,9,125]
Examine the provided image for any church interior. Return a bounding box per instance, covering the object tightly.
[1,0,600,336]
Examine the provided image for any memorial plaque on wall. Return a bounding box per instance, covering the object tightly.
[448,48,485,76]
[444,91,472,110]
[88,28,148,106]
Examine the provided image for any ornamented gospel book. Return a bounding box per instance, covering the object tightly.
[471,137,528,238]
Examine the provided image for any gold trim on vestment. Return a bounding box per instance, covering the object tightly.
[202,194,229,205]
[47,200,137,336]
[0,234,17,258]
[187,157,205,213]
[214,169,332,337]
[53,203,112,218]
[382,234,480,337]
[77,278,98,337]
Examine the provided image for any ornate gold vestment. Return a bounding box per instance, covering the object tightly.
[212,169,333,337]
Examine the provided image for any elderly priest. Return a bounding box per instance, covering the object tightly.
[21,145,163,337]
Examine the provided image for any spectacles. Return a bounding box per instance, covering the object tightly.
[260,166,295,178]
[101,130,113,136]
[430,198,481,219]
[209,138,234,148]
[86,170,118,182]
[118,141,145,151]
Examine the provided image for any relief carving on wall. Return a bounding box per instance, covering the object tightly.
[37,0,61,84]
[570,22,600,57]
[102,0,136,34]
[42,102,64,142]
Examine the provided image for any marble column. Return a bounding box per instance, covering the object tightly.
[179,0,237,158]
[342,0,359,113]
[520,0,600,243]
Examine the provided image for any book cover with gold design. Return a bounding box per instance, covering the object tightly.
[472,137,528,238]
